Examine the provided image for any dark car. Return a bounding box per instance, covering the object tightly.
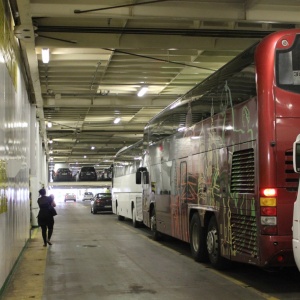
[78,166,97,181]
[53,168,74,182]
[90,193,112,214]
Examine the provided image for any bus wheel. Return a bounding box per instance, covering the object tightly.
[190,213,208,262]
[150,208,162,241]
[132,206,139,228]
[207,216,230,270]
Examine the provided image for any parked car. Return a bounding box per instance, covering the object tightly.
[90,193,112,214]
[78,166,97,181]
[64,193,76,202]
[53,168,74,182]
[82,192,93,201]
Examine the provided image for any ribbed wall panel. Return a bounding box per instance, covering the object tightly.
[231,214,258,257]
[231,148,255,193]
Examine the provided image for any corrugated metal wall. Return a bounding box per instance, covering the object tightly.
[0,0,47,291]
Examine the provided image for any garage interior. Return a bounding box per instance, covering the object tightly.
[13,0,300,172]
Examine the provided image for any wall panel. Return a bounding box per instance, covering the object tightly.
[0,0,32,291]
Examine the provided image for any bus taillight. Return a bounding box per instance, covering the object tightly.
[260,206,277,215]
[261,188,277,197]
[260,188,277,235]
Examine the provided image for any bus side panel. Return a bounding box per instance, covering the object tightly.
[135,196,143,222]
[220,97,258,265]
[150,162,173,235]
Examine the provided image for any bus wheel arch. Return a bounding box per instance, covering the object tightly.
[116,201,125,221]
[189,211,209,262]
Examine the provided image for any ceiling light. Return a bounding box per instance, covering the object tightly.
[114,117,121,124]
[42,48,50,64]
[49,137,53,144]
[47,121,52,128]
[137,86,148,97]
[91,146,95,150]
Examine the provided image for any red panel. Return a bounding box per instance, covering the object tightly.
[256,29,300,189]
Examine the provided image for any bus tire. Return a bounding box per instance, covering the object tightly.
[207,216,231,270]
[150,207,162,241]
[190,213,208,262]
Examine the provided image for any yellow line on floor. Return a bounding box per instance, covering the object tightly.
[1,228,47,300]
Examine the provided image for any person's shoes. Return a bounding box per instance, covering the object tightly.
[43,244,47,247]
[47,240,52,245]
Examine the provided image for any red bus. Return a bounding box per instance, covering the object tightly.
[136,29,300,269]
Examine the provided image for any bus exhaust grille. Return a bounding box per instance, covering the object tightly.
[231,214,258,257]
[285,150,299,191]
[230,148,255,193]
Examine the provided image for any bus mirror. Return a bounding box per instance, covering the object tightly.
[136,167,149,184]
[136,171,142,184]
[293,135,300,173]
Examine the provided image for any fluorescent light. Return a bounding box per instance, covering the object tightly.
[137,86,148,97]
[42,48,50,63]
[47,121,52,128]
[114,117,121,124]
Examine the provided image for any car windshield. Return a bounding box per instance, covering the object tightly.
[81,167,95,172]
[97,193,111,197]
[85,192,93,195]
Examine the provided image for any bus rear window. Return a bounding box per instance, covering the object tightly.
[276,35,300,93]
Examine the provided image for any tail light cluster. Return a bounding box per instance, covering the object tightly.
[96,198,105,205]
[260,188,277,235]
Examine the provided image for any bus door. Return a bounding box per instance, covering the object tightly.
[178,160,189,242]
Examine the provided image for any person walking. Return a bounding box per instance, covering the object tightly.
[37,188,56,247]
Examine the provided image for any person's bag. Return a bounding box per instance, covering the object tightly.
[49,205,57,216]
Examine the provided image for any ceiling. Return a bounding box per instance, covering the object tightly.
[12,0,300,170]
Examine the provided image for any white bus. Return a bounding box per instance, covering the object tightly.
[293,134,300,271]
[112,140,143,227]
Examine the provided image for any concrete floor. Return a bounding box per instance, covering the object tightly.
[2,200,300,300]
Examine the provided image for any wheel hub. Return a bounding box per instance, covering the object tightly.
[207,229,217,255]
